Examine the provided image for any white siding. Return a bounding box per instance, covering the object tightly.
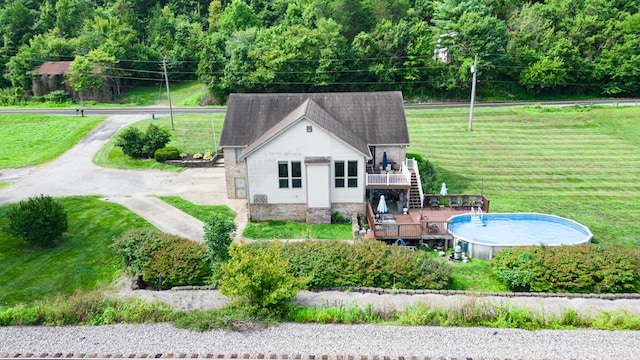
[245,118,365,204]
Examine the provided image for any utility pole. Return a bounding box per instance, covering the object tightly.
[162,59,175,131]
[468,54,478,132]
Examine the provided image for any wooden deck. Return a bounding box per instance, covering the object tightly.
[364,194,493,250]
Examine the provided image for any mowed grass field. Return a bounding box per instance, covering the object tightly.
[406,105,640,248]
[0,114,105,168]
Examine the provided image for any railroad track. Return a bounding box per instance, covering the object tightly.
[2,355,480,360]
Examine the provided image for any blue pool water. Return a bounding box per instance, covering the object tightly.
[448,213,592,246]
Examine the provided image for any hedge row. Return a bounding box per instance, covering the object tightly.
[111,228,211,289]
[491,245,640,293]
[269,240,452,290]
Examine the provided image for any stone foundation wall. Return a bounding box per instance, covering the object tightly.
[249,202,366,224]
[332,202,367,219]
[306,208,331,224]
[250,203,307,221]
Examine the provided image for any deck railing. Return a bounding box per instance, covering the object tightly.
[365,170,411,187]
[406,158,424,208]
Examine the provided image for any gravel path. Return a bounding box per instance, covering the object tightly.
[1,322,639,360]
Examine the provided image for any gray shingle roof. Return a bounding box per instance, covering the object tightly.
[220,92,409,151]
[239,98,371,160]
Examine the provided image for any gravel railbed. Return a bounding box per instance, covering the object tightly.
[1,322,640,360]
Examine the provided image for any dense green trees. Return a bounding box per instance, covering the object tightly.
[0,0,639,103]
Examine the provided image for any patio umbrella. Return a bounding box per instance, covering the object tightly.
[381,151,388,169]
[377,195,388,213]
[440,182,448,196]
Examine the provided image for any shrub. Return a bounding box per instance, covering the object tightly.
[220,242,308,316]
[142,239,211,289]
[203,151,213,160]
[0,87,28,105]
[203,213,237,263]
[6,195,68,248]
[492,246,640,293]
[280,240,452,290]
[279,241,350,289]
[142,123,171,158]
[111,228,173,274]
[154,146,181,162]
[42,90,72,104]
[114,127,146,158]
[115,124,171,159]
[111,228,210,288]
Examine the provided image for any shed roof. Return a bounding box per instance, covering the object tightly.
[220,92,409,149]
[36,61,72,75]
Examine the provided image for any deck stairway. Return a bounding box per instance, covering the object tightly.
[408,170,422,208]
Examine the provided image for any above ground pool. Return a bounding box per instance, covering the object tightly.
[448,212,593,260]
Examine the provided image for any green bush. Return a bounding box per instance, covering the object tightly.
[111,228,211,288]
[143,123,171,158]
[142,239,211,289]
[279,241,350,289]
[6,195,68,248]
[204,213,237,263]
[492,246,640,293]
[41,90,72,104]
[111,228,174,274]
[115,124,170,159]
[0,87,28,105]
[114,127,146,158]
[154,146,181,162]
[279,240,452,290]
[220,242,308,316]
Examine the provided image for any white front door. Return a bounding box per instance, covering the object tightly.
[306,163,330,208]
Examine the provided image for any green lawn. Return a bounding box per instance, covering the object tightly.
[0,196,152,307]
[114,81,211,107]
[0,114,105,168]
[93,113,224,169]
[157,196,236,222]
[243,220,353,240]
[406,105,640,248]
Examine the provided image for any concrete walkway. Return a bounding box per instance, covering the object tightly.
[107,196,205,242]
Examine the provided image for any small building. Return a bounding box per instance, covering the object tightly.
[219,92,420,224]
[32,61,116,102]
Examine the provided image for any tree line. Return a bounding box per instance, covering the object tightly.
[1,0,639,104]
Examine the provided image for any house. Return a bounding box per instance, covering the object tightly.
[32,61,116,102]
[220,92,418,224]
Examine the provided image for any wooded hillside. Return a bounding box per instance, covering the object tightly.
[1,0,638,104]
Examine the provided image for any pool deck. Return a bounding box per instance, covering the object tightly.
[365,205,476,248]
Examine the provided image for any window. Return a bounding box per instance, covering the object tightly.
[291,161,302,188]
[278,161,302,188]
[235,148,243,163]
[347,161,358,188]
[334,161,345,188]
[335,161,358,188]
[278,161,288,188]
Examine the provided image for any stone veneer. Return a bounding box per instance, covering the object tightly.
[306,208,331,224]
[250,203,308,221]
[249,202,366,224]
[223,148,246,199]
